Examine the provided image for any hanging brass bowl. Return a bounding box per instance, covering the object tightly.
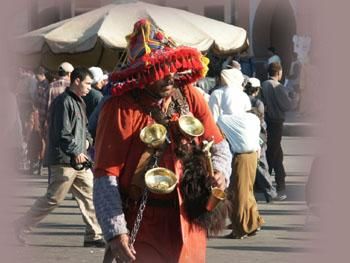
[178,115,204,137]
[145,167,177,194]
[206,187,226,211]
[140,123,167,148]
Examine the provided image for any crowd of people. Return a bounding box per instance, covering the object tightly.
[12,18,298,262]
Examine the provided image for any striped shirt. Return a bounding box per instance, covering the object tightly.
[48,77,70,108]
[35,79,50,129]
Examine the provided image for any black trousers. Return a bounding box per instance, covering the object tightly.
[266,120,286,191]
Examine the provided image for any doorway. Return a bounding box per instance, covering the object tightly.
[252,0,296,80]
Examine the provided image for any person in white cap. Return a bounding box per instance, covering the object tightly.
[244,78,279,202]
[47,62,74,110]
[59,62,74,74]
[82,67,104,118]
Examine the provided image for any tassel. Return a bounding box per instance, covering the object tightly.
[142,73,148,84]
[191,58,200,69]
[170,62,177,73]
[175,59,182,69]
[131,79,137,89]
[147,71,153,83]
[125,82,131,91]
[154,69,159,80]
[187,58,193,68]
[138,78,144,88]
[111,87,117,96]
[182,58,188,69]
[201,55,210,67]
[157,63,164,79]
[163,63,170,75]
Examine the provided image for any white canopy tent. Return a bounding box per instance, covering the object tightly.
[15,1,248,71]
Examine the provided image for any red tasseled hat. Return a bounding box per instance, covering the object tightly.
[110,18,209,96]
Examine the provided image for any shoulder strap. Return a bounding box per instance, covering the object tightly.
[131,87,190,126]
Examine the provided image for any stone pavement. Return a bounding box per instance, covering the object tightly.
[206,136,320,263]
[283,111,321,137]
[11,136,320,263]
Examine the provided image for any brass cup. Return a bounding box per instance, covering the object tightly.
[205,187,226,211]
[178,115,204,137]
[145,167,177,194]
[140,123,167,148]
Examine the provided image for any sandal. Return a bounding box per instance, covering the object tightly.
[248,227,261,237]
[224,232,248,239]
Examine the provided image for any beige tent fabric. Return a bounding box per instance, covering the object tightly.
[17,42,121,71]
[15,1,248,56]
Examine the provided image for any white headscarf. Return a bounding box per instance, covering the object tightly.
[220,68,244,90]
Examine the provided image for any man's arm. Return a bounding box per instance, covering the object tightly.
[275,84,293,112]
[93,176,136,261]
[211,139,232,187]
[85,121,93,150]
[93,95,140,261]
[93,176,128,241]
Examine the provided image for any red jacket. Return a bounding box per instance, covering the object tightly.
[94,85,223,262]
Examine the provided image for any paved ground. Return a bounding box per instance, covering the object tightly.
[283,111,320,137]
[207,137,319,263]
[10,136,320,263]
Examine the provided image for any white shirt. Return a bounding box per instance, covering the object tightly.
[217,113,261,154]
[209,85,251,122]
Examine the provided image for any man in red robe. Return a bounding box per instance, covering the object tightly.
[93,19,232,262]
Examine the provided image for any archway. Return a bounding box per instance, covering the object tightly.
[252,0,296,80]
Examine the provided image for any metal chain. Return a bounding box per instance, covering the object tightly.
[128,140,163,246]
[152,157,158,168]
[129,189,149,246]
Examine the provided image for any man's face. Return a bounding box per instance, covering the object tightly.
[95,80,105,90]
[147,74,175,98]
[75,75,92,97]
[278,69,283,81]
[35,73,45,82]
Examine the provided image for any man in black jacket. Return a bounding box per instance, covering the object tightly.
[15,67,104,247]
[261,63,293,200]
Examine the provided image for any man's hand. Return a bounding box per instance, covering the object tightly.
[74,153,89,164]
[109,234,136,262]
[210,170,226,191]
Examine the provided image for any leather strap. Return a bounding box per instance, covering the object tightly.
[128,87,190,200]
[129,148,154,200]
[132,87,190,126]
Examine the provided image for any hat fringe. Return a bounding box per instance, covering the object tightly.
[110,46,208,96]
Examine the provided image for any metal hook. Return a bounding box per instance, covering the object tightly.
[152,157,158,168]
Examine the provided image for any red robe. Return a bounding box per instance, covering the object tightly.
[94,85,223,262]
